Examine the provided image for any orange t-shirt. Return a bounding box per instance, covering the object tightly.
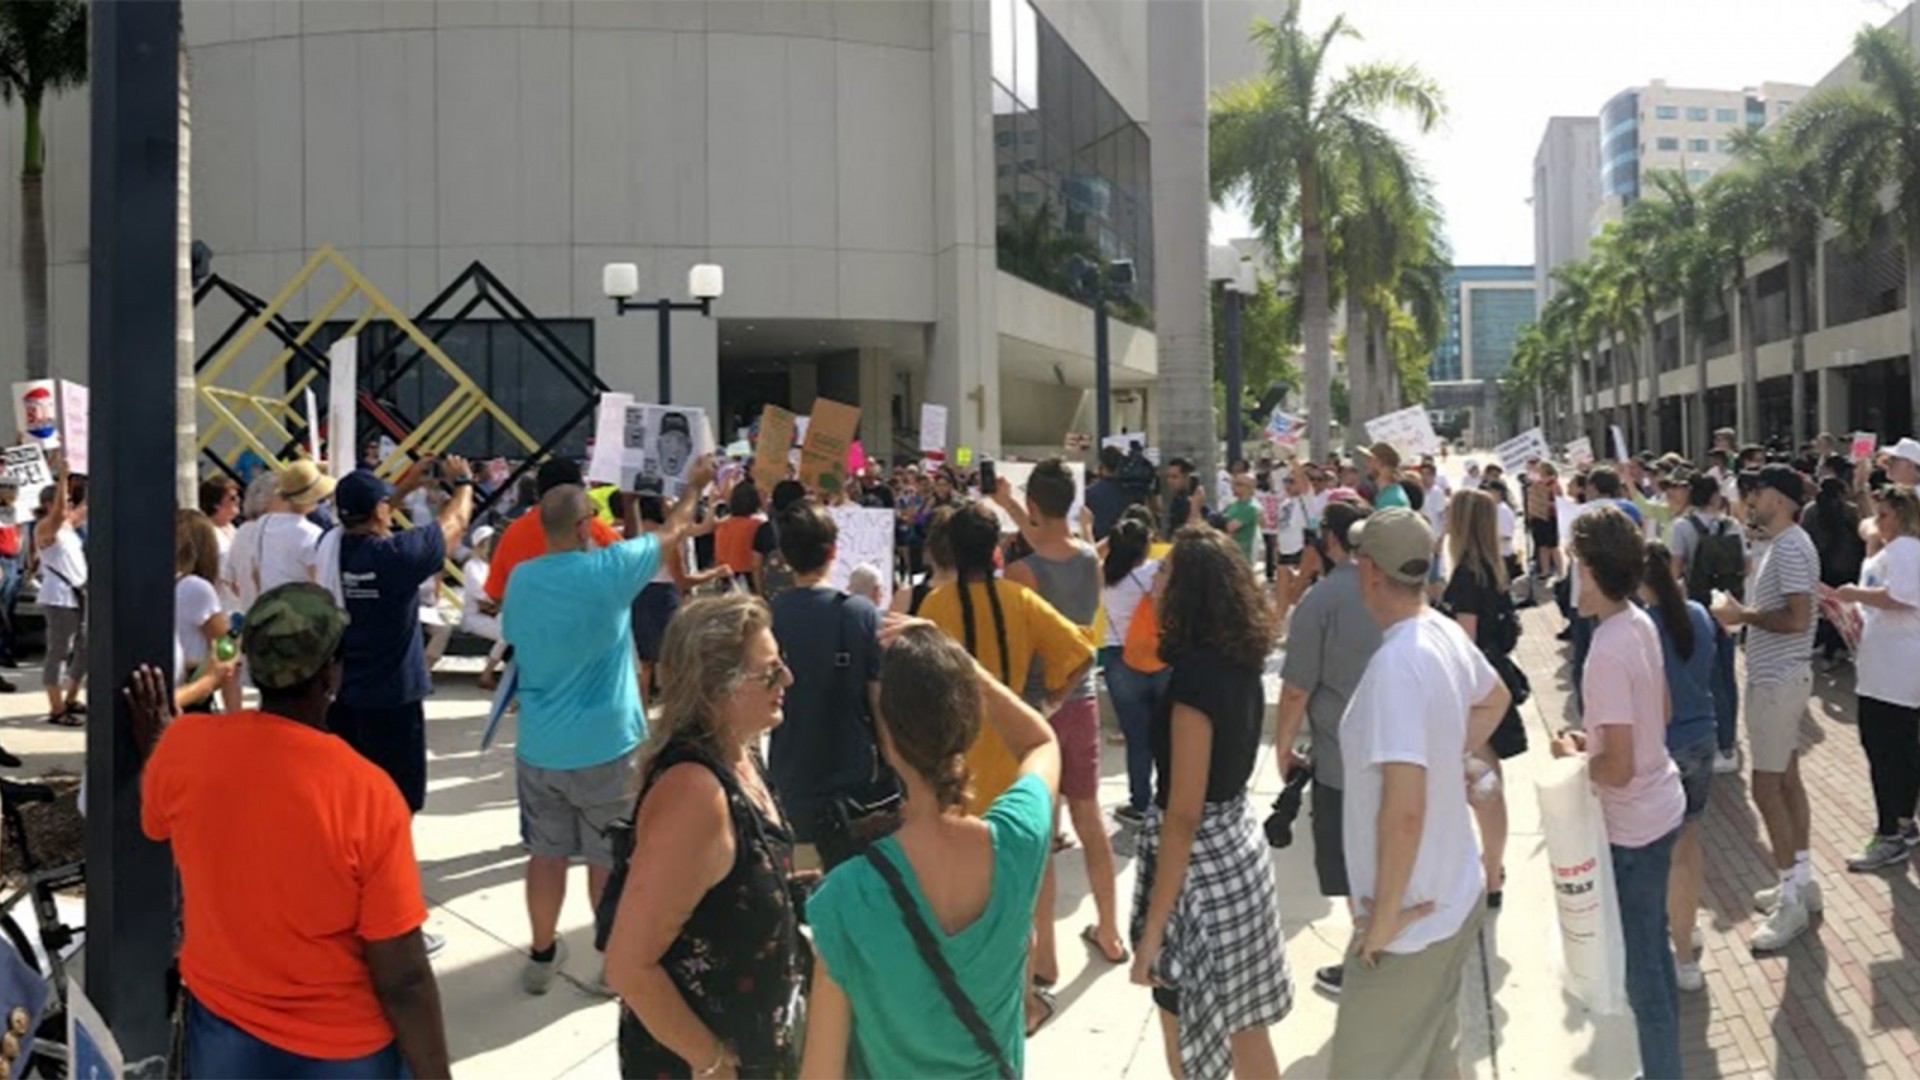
[485,509,623,600]
[142,710,427,1059]
[714,515,765,576]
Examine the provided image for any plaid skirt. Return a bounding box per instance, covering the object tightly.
[1130,795,1293,1080]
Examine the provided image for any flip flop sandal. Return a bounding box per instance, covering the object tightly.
[1032,971,1057,989]
[47,711,82,728]
[1053,832,1076,853]
[66,702,87,715]
[1025,987,1058,1038]
[1081,925,1130,964]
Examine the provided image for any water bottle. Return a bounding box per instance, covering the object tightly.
[215,612,243,662]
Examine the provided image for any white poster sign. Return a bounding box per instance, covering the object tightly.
[327,337,358,480]
[303,387,321,463]
[1363,405,1441,457]
[989,461,1086,534]
[3,444,52,508]
[827,505,896,608]
[586,392,634,486]
[55,381,87,475]
[591,400,711,497]
[11,380,58,451]
[1609,424,1629,463]
[1565,436,1594,469]
[1494,427,1552,476]
[919,403,948,455]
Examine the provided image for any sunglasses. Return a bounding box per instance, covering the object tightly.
[749,658,791,690]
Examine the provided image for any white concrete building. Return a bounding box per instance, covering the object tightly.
[1531,116,1599,302]
[0,0,1277,464]
[1592,79,1808,231]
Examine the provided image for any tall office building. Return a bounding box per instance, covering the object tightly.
[1428,266,1536,443]
[1592,79,1809,230]
[1532,117,1600,302]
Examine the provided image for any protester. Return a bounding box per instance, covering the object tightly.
[631,491,726,697]
[454,525,509,691]
[1221,472,1261,565]
[801,621,1061,1078]
[1887,438,1920,487]
[845,563,885,608]
[505,459,712,995]
[1160,458,1200,538]
[764,499,886,864]
[1271,467,1311,627]
[1130,527,1291,1080]
[1554,506,1684,1079]
[1669,471,1746,774]
[1101,513,1165,826]
[174,509,237,712]
[994,460,1127,981]
[1834,485,1920,871]
[1086,445,1136,541]
[138,584,451,1080]
[715,481,767,590]
[1527,461,1564,582]
[1713,464,1820,950]
[753,479,809,599]
[1641,541,1720,992]
[604,593,809,1077]
[1273,499,1380,997]
[250,460,335,596]
[483,457,625,603]
[1804,475,1866,666]
[0,477,22,672]
[1441,489,1527,908]
[1331,507,1509,1080]
[35,458,86,726]
[1361,443,1410,510]
[893,504,957,616]
[1419,460,1451,601]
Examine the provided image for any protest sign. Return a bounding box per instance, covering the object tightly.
[1609,425,1629,463]
[585,392,634,486]
[0,917,50,1078]
[1494,427,1551,476]
[955,446,973,468]
[2,444,52,510]
[1256,490,1283,532]
[1851,431,1878,461]
[827,505,896,608]
[623,404,708,496]
[66,981,122,1080]
[919,403,948,454]
[1263,408,1304,449]
[303,387,321,463]
[753,405,798,492]
[327,337,358,480]
[1565,436,1594,469]
[11,381,57,451]
[56,381,87,475]
[800,399,861,495]
[1364,404,1440,456]
[989,461,1085,534]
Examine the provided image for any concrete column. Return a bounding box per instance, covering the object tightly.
[1819,366,1850,436]
[857,347,895,461]
[1149,0,1215,482]
[789,360,819,414]
[927,0,1001,454]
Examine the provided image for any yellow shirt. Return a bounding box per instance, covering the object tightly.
[920,579,1095,814]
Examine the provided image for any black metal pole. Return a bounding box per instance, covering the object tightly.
[657,298,673,405]
[1094,282,1112,443]
[87,0,180,1066]
[1224,288,1245,460]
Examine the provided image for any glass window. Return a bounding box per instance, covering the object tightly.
[1715,108,1737,123]
[1717,138,1733,153]
[1655,105,1679,120]
[1656,137,1679,151]
[1687,106,1708,121]
[1688,138,1710,152]
[1686,168,1709,184]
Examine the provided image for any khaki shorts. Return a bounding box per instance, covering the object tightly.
[517,750,640,866]
[1747,670,1813,774]
[1330,898,1485,1080]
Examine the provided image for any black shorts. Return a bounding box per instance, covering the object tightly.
[1488,703,1529,760]
[1311,781,1350,897]
[328,700,428,812]
[1277,550,1304,567]
[1528,517,1559,550]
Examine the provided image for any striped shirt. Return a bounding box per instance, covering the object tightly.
[1744,524,1818,687]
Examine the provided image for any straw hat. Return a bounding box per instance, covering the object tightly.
[274,459,336,508]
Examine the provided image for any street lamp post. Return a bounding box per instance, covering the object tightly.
[602,263,724,404]
[1216,260,1257,461]
[1068,256,1134,443]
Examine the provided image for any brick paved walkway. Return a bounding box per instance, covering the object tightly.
[1511,599,1920,1080]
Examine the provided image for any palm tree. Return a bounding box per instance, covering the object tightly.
[1727,127,1825,450]
[1211,5,1443,458]
[1587,226,1646,452]
[1545,259,1601,439]
[1696,166,1767,438]
[0,0,88,383]
[1330,132,1436,429]
[1795,24,1920,438]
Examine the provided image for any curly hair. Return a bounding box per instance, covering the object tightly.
[648,593,774,761]
[1157,525,1275,671]
[1572,504,1645,603]
[877,624,980,810]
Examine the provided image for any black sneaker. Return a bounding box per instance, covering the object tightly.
[1314,964,1343,996]
[1114,805,1146,827]
[0,745,19,768]
[0,675,16,693]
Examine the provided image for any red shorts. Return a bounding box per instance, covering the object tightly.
[1049,695,1101,801]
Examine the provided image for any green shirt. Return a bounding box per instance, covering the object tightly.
[1224,498,1261,561]
[1373,481,1412,511]
[809,773,1051,1079]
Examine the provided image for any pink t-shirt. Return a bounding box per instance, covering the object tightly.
[1583,606,1686,847]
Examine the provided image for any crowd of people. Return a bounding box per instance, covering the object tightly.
[85,414,1920,1079]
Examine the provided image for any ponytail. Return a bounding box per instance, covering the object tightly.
[1643,541,1696,660]
[949,503,1013,685]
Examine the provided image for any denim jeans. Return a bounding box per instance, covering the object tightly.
[0,553,18,659]
[187,994,410,1079]
[1712,627,1740,754]
[1100,646,1167,813]
[1611,827,1682,1080]
[1570,614,1596,712]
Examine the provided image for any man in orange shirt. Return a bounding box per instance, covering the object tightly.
[140,584,450,1079]
[484,458,624,602]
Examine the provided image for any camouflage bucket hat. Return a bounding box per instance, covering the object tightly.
[243,583,349,691]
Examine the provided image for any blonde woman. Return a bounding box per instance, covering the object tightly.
[604,594,809,1078]
[1834,486,1920,871]
[1442,489,1527,907]
[175,510,240,713]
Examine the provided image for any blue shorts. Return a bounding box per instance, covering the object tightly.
[1671,732,1716,820]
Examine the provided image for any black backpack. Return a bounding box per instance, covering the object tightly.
[1683,513,1745,605]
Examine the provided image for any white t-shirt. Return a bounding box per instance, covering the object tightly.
[1102,559,1159,648]
[1423,484,1449,537]
[1856,535,1920,708]
[250,512,323,596]
[1340,609,1499,954]
[1496,502,1517,558]
[174,574,223,667]
[1275,496,1307,556]
[38,525,87,609]
[1305,491,1331,530]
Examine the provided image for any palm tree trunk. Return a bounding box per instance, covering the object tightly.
[1641,303,1661,456]
[1693,332,1709,459]
[1301,161,1334,458]
[176,37,198,505]
[1345,297,1370,439]
[1787,251,1808,450]
[18,98,50,382]
[1373,314,1395,412]
[1738,267,1760,440]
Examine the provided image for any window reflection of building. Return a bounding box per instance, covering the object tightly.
[990,0,1153,313]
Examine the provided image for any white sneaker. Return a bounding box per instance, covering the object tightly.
[1691,920,1703,953]
[1712,748,1740,775]
[1751,895,1811,952]
[1753,877,1823,916]
[523,938,569,996]
[1675,960,1705,992]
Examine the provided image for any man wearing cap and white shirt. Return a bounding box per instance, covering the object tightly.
[1331,507,1511,1078]
[1712,464,1820,951]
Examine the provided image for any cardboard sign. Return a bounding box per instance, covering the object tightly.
[11,380,57,450]
[327,337,358,480]
[1363,404,1440,457]
[1494,427,1551,476]
[753,405,798,493]
[56,381,87,475]
[1565,436,1594,469]
[1609,424,1629,463]
[1851,431,1878,461]
[799,398,861,495]
[827,505,896,608]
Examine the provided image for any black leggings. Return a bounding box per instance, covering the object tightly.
[1858,695,1920,837]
